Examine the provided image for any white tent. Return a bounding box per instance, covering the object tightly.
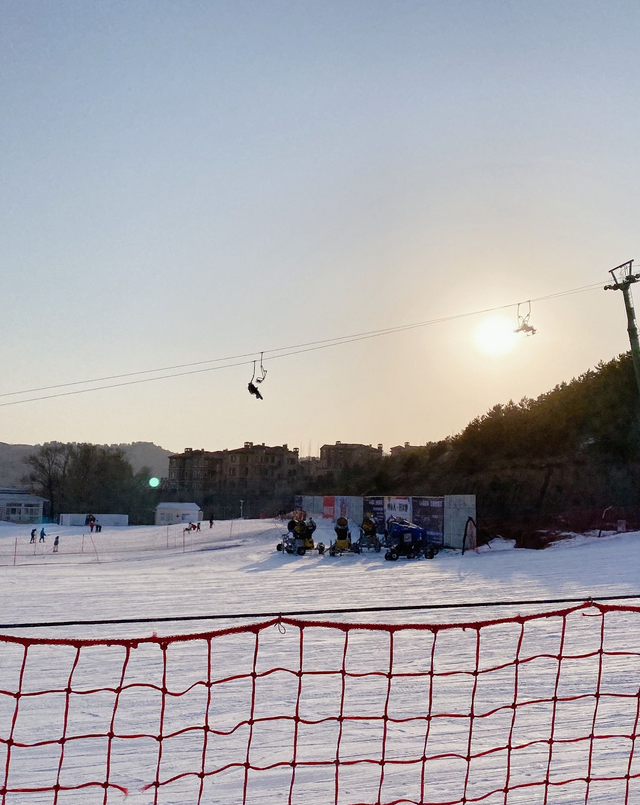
[155,502,203,525]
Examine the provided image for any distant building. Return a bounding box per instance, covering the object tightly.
[166,448,223,496]
[390,442,424,456]
[298,456,325,477]
[156,502,203,525]
[0,488,47,523]
[165,443,300,497]
[319,442,383,471]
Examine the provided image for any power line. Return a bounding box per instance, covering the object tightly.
[0,593,635,630]
[0,281,605,408]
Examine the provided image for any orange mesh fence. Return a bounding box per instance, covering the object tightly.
[2,601,640,804]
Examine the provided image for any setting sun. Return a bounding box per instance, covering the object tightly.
[474,316,517,355]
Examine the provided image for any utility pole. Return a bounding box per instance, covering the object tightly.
[239,499,245,520]
[605,260,640,398]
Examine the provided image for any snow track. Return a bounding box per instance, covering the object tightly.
[2,520,640,803]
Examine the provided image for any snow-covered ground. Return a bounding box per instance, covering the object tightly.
[2,519,640,804]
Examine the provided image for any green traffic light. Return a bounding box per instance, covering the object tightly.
[149,477,160,488]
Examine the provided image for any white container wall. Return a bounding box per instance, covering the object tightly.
[59,513,129,527]
[443,495,476,550]
[298,496,325,516]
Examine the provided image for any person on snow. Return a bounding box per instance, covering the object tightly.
[39,528,46,542]
[53,536,59,553]
[209,518,214,529]
[30,528,37,543]
[248,381,263,400]
[196,522,201,532]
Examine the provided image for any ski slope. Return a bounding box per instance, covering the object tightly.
[2,519,640,804]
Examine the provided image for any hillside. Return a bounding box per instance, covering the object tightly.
[0,441,173,487]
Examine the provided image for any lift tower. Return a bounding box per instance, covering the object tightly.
[605,260,640,398]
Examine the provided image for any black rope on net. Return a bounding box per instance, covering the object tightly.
[2,593,640,631]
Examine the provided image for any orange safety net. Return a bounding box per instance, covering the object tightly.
[2,602,640,804]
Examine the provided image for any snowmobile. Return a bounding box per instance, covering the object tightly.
[357,517,381,552]
[328,517,361,556]
[384,518,439,561]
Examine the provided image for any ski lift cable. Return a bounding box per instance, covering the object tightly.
[0,281,604,408]
[0,281,603,400]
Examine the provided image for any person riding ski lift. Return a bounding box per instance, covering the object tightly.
[514,301,537,336]
[247,353,267,400]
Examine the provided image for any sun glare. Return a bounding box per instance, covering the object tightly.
[474,317,517,355]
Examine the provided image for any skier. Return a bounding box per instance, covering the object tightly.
[196,522,201,532]
[53,536,59,553]
[248,381,263,400]
[209,518,214,529]
[39,528,46,542]
[30,528,37,544]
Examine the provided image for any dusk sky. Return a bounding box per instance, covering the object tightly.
[2,0,639,454]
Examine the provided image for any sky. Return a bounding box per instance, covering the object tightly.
[1,0,640,455]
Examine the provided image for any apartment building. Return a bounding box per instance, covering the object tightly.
[166,442,300,497]
[319,441,383,471]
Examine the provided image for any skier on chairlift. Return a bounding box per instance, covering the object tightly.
[514,301,537,336]
[247,353,267,400]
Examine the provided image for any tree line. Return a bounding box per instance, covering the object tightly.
[23,443,159,523]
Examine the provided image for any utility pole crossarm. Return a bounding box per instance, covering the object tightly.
[605,260,640,399]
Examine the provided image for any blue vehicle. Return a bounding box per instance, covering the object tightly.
[384,518,439,561]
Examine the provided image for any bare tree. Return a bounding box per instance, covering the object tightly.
[22,443,73,520]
